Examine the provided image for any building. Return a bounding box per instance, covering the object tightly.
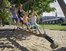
[39,16,66,24]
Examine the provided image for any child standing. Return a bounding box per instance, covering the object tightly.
[10,5,18,25]
[31,10,37,25]
[30,10,41,33]
[17,4,25,27]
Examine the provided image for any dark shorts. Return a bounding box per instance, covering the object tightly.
[12,17,18,22]
[23,22,30,26]
[18,17,23,23]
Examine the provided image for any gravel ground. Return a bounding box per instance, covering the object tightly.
[45,29,66,47]
[0,25,66,51]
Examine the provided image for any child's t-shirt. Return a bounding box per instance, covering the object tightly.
[31,16,37,24]
[23,16,28,23]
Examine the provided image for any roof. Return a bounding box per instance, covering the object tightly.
[42,18,60,22]
[40,16,66,22]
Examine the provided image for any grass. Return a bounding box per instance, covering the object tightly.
[40,24,66,31]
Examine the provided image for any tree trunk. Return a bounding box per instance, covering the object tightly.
[0,19,3,26]
[57,0,66,17]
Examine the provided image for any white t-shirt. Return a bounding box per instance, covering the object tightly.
[31,16,37,24]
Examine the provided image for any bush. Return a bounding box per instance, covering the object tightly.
[0,0,11,26]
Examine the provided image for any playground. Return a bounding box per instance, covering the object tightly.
[0,25,66,51]
[0,0,66,51]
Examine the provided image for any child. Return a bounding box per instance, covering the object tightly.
[30,10,41,34]
[17,4,25,27]
[31,10,37,25]
[10,5,18,25]
[23,12,30,30]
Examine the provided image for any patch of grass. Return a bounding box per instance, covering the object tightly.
[40,24,66,31]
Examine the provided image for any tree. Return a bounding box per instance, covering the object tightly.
[8,0,55,15]
[0,0,11,26]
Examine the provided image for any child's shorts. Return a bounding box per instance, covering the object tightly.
[23,22,30,26]
[18,17,23,23]
[12,17,18,22]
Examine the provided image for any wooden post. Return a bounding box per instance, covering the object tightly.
[57,0,66,17]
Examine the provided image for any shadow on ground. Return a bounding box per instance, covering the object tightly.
[0,39,29,51]
[7,37,29,51]
[0,29,30,51]
[0,29,31,40]
[0,29,58,51]
[53,47,66,51]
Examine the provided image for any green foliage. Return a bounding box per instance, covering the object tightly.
[0,0,11,25]
[8,0,55,15]
[32,0,55,13]
[0,9,11,20]
[0,0,11,9]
